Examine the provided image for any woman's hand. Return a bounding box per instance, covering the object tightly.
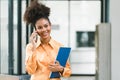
[49,61,64,73]
[30,31,38,50]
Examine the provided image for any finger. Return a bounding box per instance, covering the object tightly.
[30,32,38,41]
[32,31,38,36]
[49,65,55,70]
[55,60,60,65]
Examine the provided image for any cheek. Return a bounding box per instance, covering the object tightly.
[36,30,42,35]
[48,27,51,32]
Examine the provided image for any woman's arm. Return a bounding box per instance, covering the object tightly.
[49,60,72,77]
[25,43,37,74]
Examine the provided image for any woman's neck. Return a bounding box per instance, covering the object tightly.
[41,37,51,44]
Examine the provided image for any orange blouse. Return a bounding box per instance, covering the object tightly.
[25,38,71,80]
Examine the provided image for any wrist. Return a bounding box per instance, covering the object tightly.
[30,43,37,51]
[59,66,64,73]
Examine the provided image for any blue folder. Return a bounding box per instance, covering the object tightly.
[49,47,71,78]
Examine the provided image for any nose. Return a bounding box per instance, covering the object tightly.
[42,27,46,32]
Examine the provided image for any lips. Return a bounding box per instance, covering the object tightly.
[43,32,48,35]
[42,32,49,37]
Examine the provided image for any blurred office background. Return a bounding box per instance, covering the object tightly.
[0,0,120,80]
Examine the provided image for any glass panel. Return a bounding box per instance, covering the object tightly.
[22,0,27,74]
[0,0,9,74]
[70,0,101,75]
[42,1,69,46]
[13,0,27,74]
[71,63,95,74]
[13,0,18,74]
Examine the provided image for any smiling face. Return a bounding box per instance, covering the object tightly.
[35,18,51,41]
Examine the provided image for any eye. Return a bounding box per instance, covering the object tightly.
[37,26,42,29]
[44,24,48,28]
[38,26,42,29]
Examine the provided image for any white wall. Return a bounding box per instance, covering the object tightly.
[110,0,120,80]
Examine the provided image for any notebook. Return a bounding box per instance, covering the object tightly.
[49,47,71,78]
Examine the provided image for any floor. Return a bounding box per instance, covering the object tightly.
[0,74,95,80]
[61,76,95,80]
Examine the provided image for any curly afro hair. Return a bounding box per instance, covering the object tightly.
[23,0,50,26]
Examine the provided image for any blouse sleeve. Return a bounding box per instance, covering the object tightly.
[25,43,37,74]
[62,60,72,77]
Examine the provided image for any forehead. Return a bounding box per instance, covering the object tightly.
[35,18,49,26]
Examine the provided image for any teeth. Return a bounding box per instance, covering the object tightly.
[43,32,47,35]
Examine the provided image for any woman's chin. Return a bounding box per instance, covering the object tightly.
[42,36,49,39]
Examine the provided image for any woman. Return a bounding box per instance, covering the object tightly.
[23,0,71,80]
